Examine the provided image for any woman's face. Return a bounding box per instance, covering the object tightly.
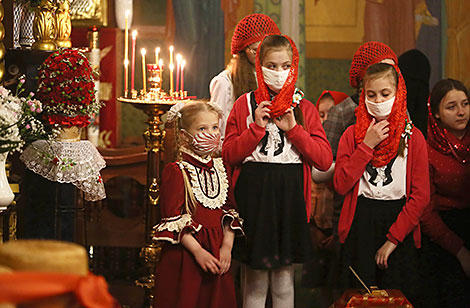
[318,97,335,123]
[435,89,469,138]
[245,42,260,65]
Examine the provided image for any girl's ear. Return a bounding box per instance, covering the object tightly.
[434,112,440,119]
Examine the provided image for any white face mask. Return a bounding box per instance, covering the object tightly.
[365,96,395,119]
[262,67,289,92]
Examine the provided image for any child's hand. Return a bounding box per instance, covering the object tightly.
[219,244,232,275]
[456,246,470,276]
[363,118,389,149]
[273,108,296,131]
[255,101,271,128]
[375,240,397,269]
[194,248,221,274]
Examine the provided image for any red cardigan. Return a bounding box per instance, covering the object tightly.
[420,140,470,255]
[334,126,430,247]
[222,93,333,220]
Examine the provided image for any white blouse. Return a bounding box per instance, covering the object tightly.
[209,70,234,140]
[358,148,407,200]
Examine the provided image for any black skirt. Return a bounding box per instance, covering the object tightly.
[338,196,423,306]
[420,208,470,308]
[233,162,313,269]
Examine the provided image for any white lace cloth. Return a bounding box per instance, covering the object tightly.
[20,140,106,201]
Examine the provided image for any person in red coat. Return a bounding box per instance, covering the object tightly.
[334,62,429,306]
[152,101,243,308]
[420,78,470,307]
[223,34,332,308]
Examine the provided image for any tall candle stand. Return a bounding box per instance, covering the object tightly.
[118,75,190,307]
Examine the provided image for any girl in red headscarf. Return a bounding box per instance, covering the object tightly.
[334,63,429,305]
[420,79,470,307]
[222,35,332,308]
[210,14,281,140]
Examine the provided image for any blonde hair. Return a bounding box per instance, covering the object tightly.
[174,100,221,215]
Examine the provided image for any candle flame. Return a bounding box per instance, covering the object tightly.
[169,63,174,70]
[132,30,138,38]
[125,10,130,18]
[156,47,160,53]
[124,59,129,66]
[158,59,163,67]
[169,45,174,52]
[181,59,186,69]
[176,54,182,63]
[141,48,147,55]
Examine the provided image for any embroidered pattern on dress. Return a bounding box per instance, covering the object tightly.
[178,158,228,209]
[154,214,193,232]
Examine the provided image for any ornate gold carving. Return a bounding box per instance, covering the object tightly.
[148,178,159,206]
[0,0,5,82]
[55,0,72,48]
[32,0,58,51]
[70,0,108,27]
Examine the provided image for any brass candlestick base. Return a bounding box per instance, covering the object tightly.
[118,95,191,307]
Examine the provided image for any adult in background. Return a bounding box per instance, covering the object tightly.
[398,49,431,138]
[210,13,280,140]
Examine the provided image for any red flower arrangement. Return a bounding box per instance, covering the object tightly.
[36,48,103,128]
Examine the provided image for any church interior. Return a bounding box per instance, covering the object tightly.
[0,0,468,307]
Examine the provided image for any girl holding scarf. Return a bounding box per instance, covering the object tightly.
[421,78,470,307]
[334,63,429,305]
[222,35,332,308]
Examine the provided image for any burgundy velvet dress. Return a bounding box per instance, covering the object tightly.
[152,149,243,308]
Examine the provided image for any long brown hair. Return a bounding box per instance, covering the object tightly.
[228,51,258,100]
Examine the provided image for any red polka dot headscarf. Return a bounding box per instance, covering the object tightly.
[349,41,398,89]
[231,14,281,55]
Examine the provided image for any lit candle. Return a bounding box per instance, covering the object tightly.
[169,63,174,95]
[141,48,147,94]
[131,30,138,91]
[181,59,186,95]
[176,54,182,94]
[158,59,164,87]
[124,10,130,96]
[155,47,160,65]
[124,59,129,95]
[169,45,174,67]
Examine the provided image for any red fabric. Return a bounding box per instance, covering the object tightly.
[354,64,408,168]
[153,154,240,308]
[222,93,332,221]
[315,90,349,108]
[427,99,470,164]
[421,135,470,255]
[231,14,281,55]
[334,125,430,247]
[349,41,398,89]
[0,272,115,308]
[254,35,299,118]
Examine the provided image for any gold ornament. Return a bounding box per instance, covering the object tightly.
[32,0,58,51]
[55,0,72,48]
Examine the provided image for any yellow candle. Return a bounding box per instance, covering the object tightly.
[124,10,130,96]
[158,59,164,87]
[155,47,160,65]
[169,45,174,67]
[141,48,147,94]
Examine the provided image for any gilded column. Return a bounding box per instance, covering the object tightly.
[32,0,57,50]
[55,0,72,48]
[0,0,5,82]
